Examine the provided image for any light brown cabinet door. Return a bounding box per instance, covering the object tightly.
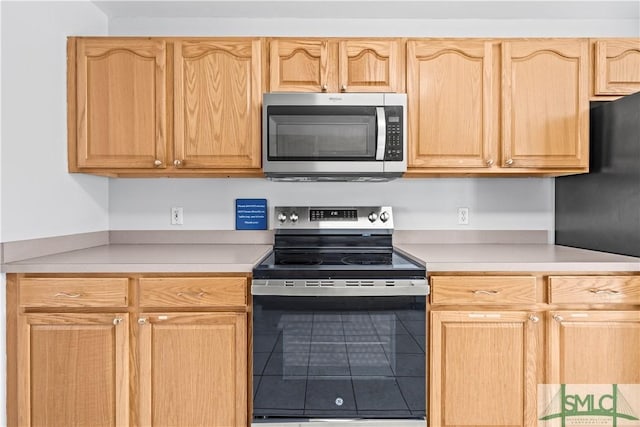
[430,311,539,427]
[593,39,640,96]
[174,39,262,169]
[547,310,640,384]
[75,38,166,169]
[18,313,129,427]
[339,39,403,92]
[269,39,331,92]
[138,312,247,427]
[407,40,495,168]
[502,39,589,169]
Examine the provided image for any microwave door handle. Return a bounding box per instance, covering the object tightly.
[375,107,386,161]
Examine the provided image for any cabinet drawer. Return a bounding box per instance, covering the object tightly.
[431,276,537,305]
[139,277,247,308]
[19,278,128,308]
[549,276,640,304]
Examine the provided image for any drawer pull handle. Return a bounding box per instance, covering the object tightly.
[113,317,123,326]
[529,314,540,323]
[138,318,148,325]
[177,291,208,298]
[588,289,621,295]
[54,292,82,298]
[553,314,564,323]
[472,290,500,295]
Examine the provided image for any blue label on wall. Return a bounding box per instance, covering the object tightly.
[236,199,267,230]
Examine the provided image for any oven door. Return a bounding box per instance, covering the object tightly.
[252,291,426,422]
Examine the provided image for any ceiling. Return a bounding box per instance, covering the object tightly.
[91,1,640,20]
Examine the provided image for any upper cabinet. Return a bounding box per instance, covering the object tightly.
[269,38,404,93]
[174,39,262,169]
[72,38,167,169]
[68,37,265,177]
[407,38,589,175]
[592,38,640,98]
[407,40,496,169]
[502,39,589,170]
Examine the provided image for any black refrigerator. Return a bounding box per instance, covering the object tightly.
[556,91,640,257]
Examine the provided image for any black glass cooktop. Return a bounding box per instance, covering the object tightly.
[253,250,425,280]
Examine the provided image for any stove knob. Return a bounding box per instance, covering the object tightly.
[368,212,378,222]
[290,212,299,223]
[277,212,288,223]
[379,211,390,222]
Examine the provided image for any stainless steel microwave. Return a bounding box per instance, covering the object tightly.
[262,93,407,181]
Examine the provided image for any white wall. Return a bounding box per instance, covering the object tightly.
[109,17,640,37]
[110,178,555,231]
[1,1,109,243]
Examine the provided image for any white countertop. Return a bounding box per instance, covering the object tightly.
[2,242,639,273]
[395,243,640,272]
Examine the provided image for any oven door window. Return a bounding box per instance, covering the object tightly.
[267,106,377,160]
[253,296,426,419]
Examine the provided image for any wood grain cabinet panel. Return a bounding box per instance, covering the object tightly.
[138,312,247,427]
[547,310,640,384]
[549,275,640,304]
[407,40,496,169]
[18,313,129,427]
[339,39,403,92]
[138,276,247,308]
[502,39,589,169]
[430,311,539,427]
[19,277,128,308]
[269,38,330,92]
[74,38,167,169]
[269,38,403,93]
[593,39,640,96]
[431,275,536,305]
[174,39,263,169]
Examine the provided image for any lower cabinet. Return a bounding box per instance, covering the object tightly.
[137,312,247,427]
[548,310,640,384]
[8,274,250,427]
[18,313,130,427]
[430,273,640,427]
[430,310,539,427]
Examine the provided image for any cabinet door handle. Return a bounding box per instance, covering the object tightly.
[505,159,514,166]
[321,84,328,92]
[54,292,82,298]
[486,159,494,166]
[472,290,500,295]
[340,84,347,92]
[138,318,148,325]
[154,159,163,167]
[173,159,182,167]
[529,314,540,323]
[113,317,123,326]
[588,288,621,295]
[553,314,564,323]
[177,291,208,298]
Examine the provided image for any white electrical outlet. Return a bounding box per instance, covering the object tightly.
[171,207,184,225]
[457,207,469,225]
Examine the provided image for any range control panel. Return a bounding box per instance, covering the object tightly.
[275,206,393,229]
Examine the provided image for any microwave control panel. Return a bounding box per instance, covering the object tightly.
[384,106,403,161]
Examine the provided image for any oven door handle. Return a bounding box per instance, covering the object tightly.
[252,280,429,297]
[375,106,386,161]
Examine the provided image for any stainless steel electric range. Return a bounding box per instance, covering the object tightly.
[252,206,428,427]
